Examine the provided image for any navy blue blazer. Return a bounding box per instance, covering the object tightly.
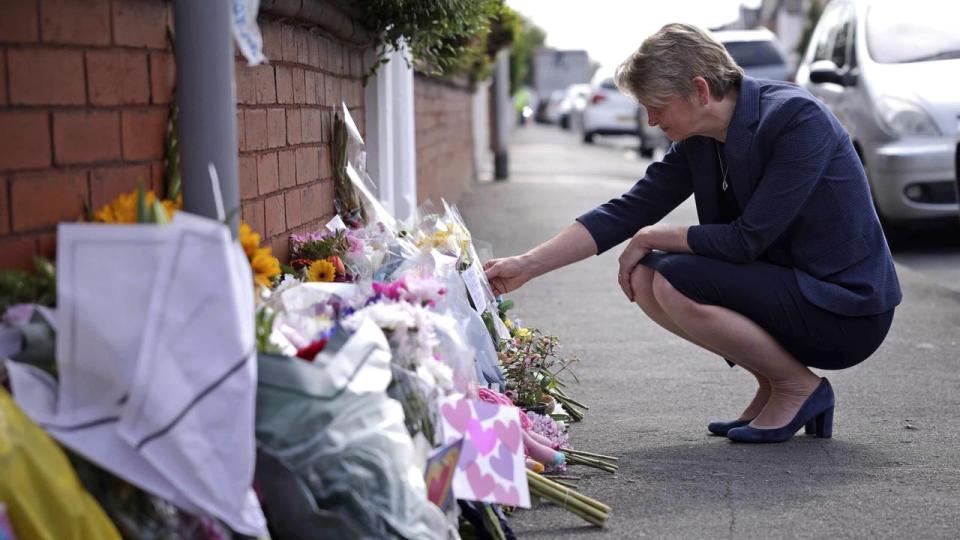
[577,77,902,317]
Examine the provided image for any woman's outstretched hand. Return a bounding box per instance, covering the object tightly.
[484,256,535,296]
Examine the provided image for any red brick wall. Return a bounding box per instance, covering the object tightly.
[0,0,367,270]
[414,74,475,206]
[238,16,367,262]
[0,0,174,270]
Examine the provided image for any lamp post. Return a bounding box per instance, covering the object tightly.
[173,0,240,236]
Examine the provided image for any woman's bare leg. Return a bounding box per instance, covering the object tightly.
[629,266,771,420]
[649,271,821,429]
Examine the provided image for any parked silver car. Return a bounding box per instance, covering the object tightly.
[714,29,792,82]
[575,78,668,157]
[795,0,960,227]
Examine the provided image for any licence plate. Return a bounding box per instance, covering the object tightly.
[616,115,635,123]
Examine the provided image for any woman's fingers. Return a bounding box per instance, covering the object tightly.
[618,238,650,302]
[484,258,518,296]
[618,261,634,301]
[618,270,632,301]
[484,261,502,282]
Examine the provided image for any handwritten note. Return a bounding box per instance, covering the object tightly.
[461,261,488,314]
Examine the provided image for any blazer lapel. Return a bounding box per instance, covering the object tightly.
[692,137,720,224]
[724,77,760,210]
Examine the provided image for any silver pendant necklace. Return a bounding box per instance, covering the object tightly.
[715,140,729,192]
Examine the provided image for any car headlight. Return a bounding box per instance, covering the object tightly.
[876,96,941,137]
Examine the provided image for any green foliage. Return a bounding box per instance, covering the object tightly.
[293,229,350,261]
[164,99,181,201]
[355,0,522,85]
[509,15,546,94]
[0,257,57,311]
[499,328,578,409]
[163,25,181,201]
[256,307,281,354]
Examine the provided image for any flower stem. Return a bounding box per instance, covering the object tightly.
[564,453,618,473]
[561,447,620,462]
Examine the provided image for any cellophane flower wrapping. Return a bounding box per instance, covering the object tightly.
[254,316,453,539]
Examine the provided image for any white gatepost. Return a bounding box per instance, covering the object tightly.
[471,79,493,181]
[364,43,417,222]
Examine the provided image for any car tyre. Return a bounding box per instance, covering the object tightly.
[639,147,654,158]
[583,131,595,144]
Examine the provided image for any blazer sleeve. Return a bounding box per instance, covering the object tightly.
[576,141,693,254]
[687,100,837,263]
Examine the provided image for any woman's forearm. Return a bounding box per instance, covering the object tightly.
[520,221,598,278]
[639,224,692,254]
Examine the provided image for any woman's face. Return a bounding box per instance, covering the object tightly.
[642,93,702,142]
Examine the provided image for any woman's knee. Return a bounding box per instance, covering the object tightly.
[652,271,697,315]
[630,265,658,308]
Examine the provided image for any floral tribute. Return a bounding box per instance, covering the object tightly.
[240,223,281,289]
[289,228,358,283]
[0,104,616,539]
[88,186,283,291]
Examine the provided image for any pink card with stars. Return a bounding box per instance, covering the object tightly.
[438,395,531,508]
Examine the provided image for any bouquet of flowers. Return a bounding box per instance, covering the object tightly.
[289,228,359,283]
[499,326,585,422]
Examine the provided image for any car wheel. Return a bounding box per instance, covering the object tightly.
[560,115,570,130]
[639,147,654,158]
[583,131,594,144]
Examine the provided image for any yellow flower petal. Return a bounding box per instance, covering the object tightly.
[250,247,281,289]
[307,259,336,283]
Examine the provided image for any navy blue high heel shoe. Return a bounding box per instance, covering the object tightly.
[727,378,835,443]
[707,418,752,436]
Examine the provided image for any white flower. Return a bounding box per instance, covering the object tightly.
[273,273,301,295]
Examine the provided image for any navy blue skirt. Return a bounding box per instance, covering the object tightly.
[640,251,894,370]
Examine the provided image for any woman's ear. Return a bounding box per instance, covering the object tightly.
[692,76,710,106]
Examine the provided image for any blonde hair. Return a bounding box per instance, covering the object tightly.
[614,23,743,107]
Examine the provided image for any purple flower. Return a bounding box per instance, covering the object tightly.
[525,411,569,450]
[345,231,365,253]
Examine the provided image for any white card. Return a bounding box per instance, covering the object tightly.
[488,307,511,343]
[461,261,488,314]
[325,214,347,232]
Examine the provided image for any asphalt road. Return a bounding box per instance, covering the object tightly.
[459,124,960,539]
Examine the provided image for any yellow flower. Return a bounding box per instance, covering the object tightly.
[239,222,261,259]
[431,228,452,249]
[162,194,183,217]
[504,318,514,329]
[93,190,180,223]
[93,191,139,223]
[515,327,531,338]
[251,247,281,288]
[307,259,336,283]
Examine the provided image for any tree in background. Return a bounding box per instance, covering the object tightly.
[353,1,548,92]
[795,0,823,58]
[509,15,546,95]
[355,0,500,78]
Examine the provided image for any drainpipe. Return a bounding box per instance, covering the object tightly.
[173,0,239,237]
